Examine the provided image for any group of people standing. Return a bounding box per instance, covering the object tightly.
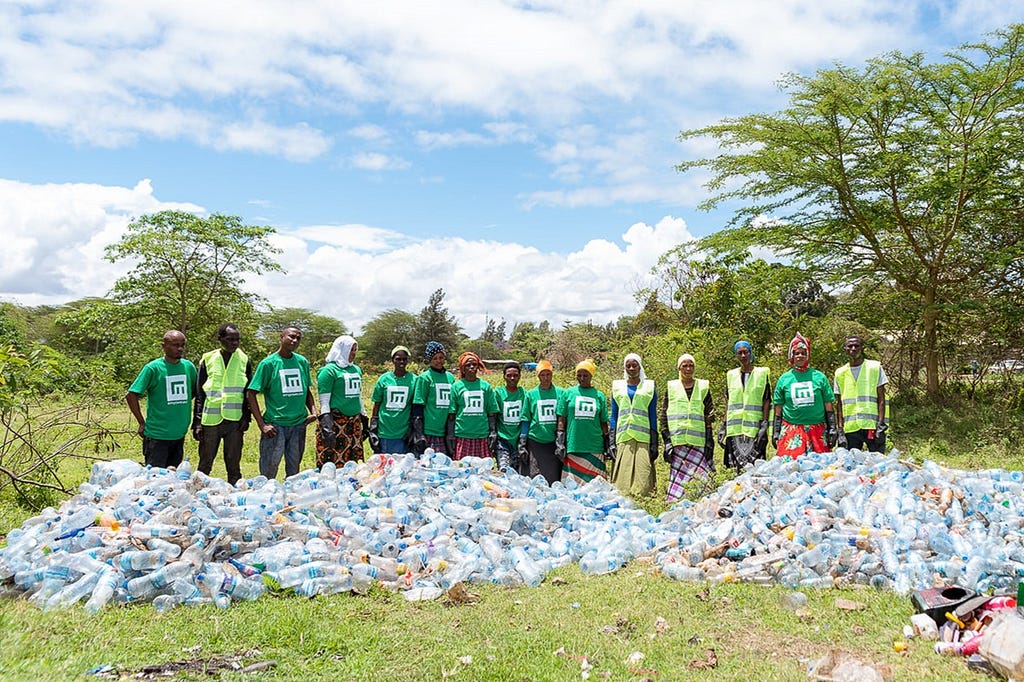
[125,325,888,504]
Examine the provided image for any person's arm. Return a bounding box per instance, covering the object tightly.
[125,391,145,438]
[306,389,317,424]
[761,381,772,422]
[246,388,276,438]
[241,360,253,424]
[192,359,208,437]
[877,383,886,426]
[609,396,619,433]
[648,387,659,433]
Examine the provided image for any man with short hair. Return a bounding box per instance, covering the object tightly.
[245,326,316,479]
[126,330,198,469]
[833,336,888,452]
[192,323,252,484]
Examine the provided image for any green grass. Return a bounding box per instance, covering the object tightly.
[1,390,1021,681]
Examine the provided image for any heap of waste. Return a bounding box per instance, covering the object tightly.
[1,447,1023,613]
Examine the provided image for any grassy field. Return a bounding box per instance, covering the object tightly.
[0,380,1021,681]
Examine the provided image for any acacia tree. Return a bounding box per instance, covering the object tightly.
[360,309,418,365]
[105,211,282,341]
[678,25,1024,400]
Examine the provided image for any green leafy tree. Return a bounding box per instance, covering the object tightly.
[412,289,464,356]
[508,321,554,361]
[677,25,1024,400]
[254,307,346,362]
[105,211,281,346]
[359,309,418,365]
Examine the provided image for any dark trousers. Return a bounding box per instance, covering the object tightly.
[846,428,886,453]
[527,438,562,485]
[143,437,184,469]
[198,419,245,484]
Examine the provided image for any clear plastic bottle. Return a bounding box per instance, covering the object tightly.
[126,561,193,597]
[84,567,121,615]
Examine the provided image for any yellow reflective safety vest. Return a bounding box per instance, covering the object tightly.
[666,379,708,447]
[611,379,654,444]
[200,348,249,426]
[834,359,882,433]
[725,366,769,438]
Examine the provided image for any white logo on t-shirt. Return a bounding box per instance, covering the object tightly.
[790,381,815,407]
[574,396,597,419]
[464,390,484,415]
[435,383,451,407]
[166,375,188,404]
[537,399,557,423]
[279,368,303,395]
[344,373,361,397]
[502,400,522,425]
[385,385,408,410]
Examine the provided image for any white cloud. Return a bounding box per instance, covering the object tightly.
[350,152,411,171]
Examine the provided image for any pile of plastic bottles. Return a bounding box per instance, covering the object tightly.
[1,447,1023,612]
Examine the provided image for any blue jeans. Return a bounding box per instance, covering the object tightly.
[259,424,307,479]
[380,438,408,454]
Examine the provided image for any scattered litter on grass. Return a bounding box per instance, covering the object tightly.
[833,598,865,611]
[625,651,645,665]
[687,648,718,670]
[807,649,893,682]
[3,447,1024,614]
[648,616,670,639]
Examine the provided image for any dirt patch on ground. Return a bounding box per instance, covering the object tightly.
[88,649,276,679]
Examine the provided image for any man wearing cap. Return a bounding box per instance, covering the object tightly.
[410,341,456,455]
[192,323,252,484]
[719,340,772,469]
[369,346,416,454]
[519,360,564,484]
[833,336,888,452]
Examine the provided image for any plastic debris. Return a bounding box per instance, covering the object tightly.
[3,447,1024,612]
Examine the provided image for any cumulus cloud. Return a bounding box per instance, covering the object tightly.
[0,179,695,336]
[350,152,411,171]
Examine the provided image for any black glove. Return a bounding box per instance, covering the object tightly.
[368,417,381,453]
[716,423,727,449]
[603,433,616,462]
[754,420,768,450]
[661,430,673,462]
[487,415,499,456]
[704,427,715,463]
[874,420,888,452]
[555,430,566,462]
[360,414,370,441]
[518,436,530,466]
[318,413,337,450]
[772,415,782,449]
[191,423,203,442]
[824,411,838,449]
[836,427,848,449]
[648,438,659,463]
[410,415,427,455]
[445,419,456,457]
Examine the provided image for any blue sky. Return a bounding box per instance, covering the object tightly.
[1,1,1021,337]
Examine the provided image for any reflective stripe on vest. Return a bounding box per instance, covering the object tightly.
[612,379,654,444]
[835,360,881,432]
[201,348,249,426]
[725,366,769,438]
[667,379,708,447]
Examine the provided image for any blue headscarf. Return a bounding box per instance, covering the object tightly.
[734,340,753,361]
[425,341,446,361]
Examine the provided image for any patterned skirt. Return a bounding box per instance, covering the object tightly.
[562,452,606,485]
[776,421,828,459]
[454,437,490,461]
[666,444,713,503]
[425,435,448,455]
[316,413,363,467]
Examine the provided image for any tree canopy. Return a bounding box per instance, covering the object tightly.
[677,24,1024,399]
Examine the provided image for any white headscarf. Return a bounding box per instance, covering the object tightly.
[326,335,358,367]
[622,352,647,381]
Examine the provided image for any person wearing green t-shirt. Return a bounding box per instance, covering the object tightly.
[315,335,367,468]
[410,341,455,455]
[519,360,564,485]
[448,352,499,461]
[246,326,316,479]
[556,359,611,484]
[370,346,415,454]
[126,330,198,469]
[494,361,527,473]
[771,333,838,459]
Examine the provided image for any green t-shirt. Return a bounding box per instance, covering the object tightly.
[413,368,456,437]
[556,386,608,454]
[248,352,311,427]
[316,363,364,417]
[450,379,499,438]
[371,371,415,439]
[128,358,198,441]
[495,386,527,442]
[524,385,563,444]
[773,368,835,425]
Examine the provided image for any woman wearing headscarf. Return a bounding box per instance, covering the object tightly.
[411,341,455,455]
[368,346,415,454]
[660,354,715,503]
[772,333,839,459]
[609,353,658,497]
[519,360,564,484]
[315,335,366,467]
[448,352,499,460]
[719,340,772,470]
[556,359,611,484]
